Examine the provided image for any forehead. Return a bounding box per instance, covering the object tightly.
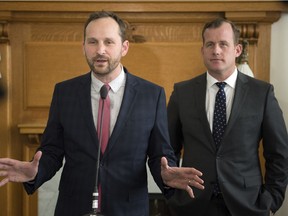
[85,17,120,38]
[203,22,234,42]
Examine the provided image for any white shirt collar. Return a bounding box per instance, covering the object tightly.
[91,66,126,93]
[206,67,238,89]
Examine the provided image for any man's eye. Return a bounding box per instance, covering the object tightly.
[220,42,228,47]
[87,40,96,44]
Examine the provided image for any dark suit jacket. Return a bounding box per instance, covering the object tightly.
[167,72,288,216]
[24,69,176,216]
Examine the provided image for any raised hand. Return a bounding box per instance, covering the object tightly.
[0,151,42,187]
[161,157,204,198]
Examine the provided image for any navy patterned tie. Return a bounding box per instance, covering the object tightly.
[213,82,227,150]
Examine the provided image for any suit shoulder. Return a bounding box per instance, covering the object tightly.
[55,72,90,88]
[174,73,205,89]
[127,72,163,90]
[238,72,272,89]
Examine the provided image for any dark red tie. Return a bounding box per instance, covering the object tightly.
[97,84,110,153]
[97,84,110,211]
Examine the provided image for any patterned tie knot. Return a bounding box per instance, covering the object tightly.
[216,82,226,90]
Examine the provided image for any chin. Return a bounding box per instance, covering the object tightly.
[93,68,111,76]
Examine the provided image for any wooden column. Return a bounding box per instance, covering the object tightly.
[0,20,10,216]
[18,124,44,216]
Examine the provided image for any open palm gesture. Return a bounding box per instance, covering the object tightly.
[0,151,42,187]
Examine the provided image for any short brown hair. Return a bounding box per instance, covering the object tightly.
[83,11,128,42]
[202,18,240,45]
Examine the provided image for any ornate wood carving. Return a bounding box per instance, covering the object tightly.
[238,24,259,44]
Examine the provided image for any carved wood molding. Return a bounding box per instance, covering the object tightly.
[0,1,286,22]
[18,123,45,144]
[238,24,259,44]
[0,22,9,44]
[0,1,287,12]
[0,1,286,45]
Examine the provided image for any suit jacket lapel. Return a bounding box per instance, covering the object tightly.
[222,72,249,142]
[195,74,216,151]
[78,73,99,146]
[104,71,138,154]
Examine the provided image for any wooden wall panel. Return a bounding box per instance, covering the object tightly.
[24,42,88,108]
[123,43,205,102]
[23,41,205,107]
[0,36,11,216]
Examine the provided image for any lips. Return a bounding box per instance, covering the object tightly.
[210,59,223,63]
[96,58,107,63]
[93,57,108,65]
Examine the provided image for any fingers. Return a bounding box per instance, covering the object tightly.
[185,177,205,199]
[0,158,16,167]
[160,157,205,198]
[0,177,9,187]
[188,178,205,190]
[193,174,204,186]
[0,159,12,187]
[189,167,203,177]
[180,167,204,186]
[186,184,195,198]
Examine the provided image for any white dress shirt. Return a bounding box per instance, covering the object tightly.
[206,68,238,132]
[91,67,126,135]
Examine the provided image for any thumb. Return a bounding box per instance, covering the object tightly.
[161,157,169,169]
[32,151,42,165]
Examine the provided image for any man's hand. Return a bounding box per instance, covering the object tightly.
[0,151,42,187]
[161,157,204,198]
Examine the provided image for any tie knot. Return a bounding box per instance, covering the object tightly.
[100,84,110,99]
[104,83,110,91]
[216,82,226,90]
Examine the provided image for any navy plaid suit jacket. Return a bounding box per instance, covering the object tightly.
[24,68,176,216]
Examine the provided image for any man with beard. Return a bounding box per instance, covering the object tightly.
[0,11,204,216]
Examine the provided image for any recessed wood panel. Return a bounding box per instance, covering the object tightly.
[24,42,89,108]
[24,42,205,108]
[123,42,206,101]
